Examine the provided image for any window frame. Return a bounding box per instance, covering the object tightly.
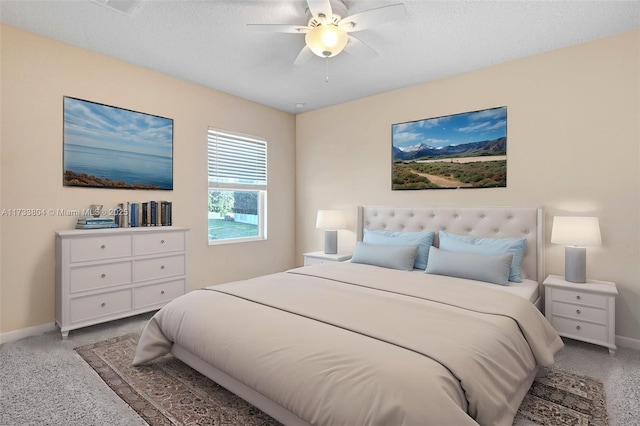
[207,128,267,245]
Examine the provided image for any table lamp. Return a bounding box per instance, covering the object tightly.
[551,216,602,283]
[316,210,346,255]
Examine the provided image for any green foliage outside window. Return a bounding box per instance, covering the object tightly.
[208,190,234,216]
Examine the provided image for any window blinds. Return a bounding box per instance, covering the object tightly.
[207,128,267,188]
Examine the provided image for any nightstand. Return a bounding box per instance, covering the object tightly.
[303,251,352,266]
[544,274,618,355]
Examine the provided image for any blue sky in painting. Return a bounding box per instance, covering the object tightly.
[392,106,506,149]
[63,97,173,158]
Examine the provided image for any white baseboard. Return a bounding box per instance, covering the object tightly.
[0,322,56,345]
[616,334,640,351]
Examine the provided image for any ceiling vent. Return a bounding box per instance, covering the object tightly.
[91,0,144,16]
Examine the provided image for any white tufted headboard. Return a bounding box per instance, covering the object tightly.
[357,206,544,282]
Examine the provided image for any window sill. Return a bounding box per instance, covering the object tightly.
[208,236,266,246]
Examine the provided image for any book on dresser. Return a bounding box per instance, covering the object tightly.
[150,201,158,226]
[75,222,119,229]
[76,216,118,229]
[77,217,114,223]
[160,201,172,226]
[118,201,172,227]
[130,203,139,227]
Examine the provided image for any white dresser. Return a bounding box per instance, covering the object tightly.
[55,227,189,338]
[544,274,618,355]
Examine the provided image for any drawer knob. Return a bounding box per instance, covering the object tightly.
[161,290,165,295]
[101,244,106,249]
[101,273,106,278]
[161,240,165,244]
[160,265,165,269]
[101,302,106,307]
[576,309,581,315]
[576,325,581,331]
[576,295,581,300]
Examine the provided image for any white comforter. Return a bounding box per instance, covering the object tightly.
[134,262,563,426]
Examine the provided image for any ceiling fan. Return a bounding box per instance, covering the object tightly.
[248,0,407,65]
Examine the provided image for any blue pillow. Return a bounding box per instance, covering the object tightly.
[438,231,526,282]
[350,242,419,271]
[425,246,513,286]
[363,229,435,270]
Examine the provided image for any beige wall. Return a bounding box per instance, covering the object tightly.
[2,23,638,344]
[296,30,640,342]
[0,25,297,334]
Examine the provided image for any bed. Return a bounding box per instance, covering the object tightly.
[133,206,563,426]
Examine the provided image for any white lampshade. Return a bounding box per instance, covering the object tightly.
[551,216,602,247]
[305,24,348,58]
[316,210,346,230]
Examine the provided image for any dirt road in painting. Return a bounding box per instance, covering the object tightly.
[409,169,473,188]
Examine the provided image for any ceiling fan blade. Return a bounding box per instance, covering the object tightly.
[307,0,332,20]
[247,24,310,34]
[339,3,406,32]
[343,35,378,58]
[294,45,315,65]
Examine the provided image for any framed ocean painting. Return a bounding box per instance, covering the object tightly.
[392,106,507,190]
[63,97,173,190]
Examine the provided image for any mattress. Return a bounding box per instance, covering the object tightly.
[410,269,540,303]
[499,279,539,303]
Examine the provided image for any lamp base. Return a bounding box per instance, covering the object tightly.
[565,246,586,283]
[324,230,337,255]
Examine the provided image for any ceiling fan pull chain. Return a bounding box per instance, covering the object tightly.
[325,57,330,83]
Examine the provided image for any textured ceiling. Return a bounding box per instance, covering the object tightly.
[1,1,639,114]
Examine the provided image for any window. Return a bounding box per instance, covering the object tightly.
[208,128,267,244]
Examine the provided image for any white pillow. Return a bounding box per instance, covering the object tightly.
[425,246,513,285]
[351,242,419,271]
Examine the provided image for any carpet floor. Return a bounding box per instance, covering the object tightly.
[75,332,609,426]
[1,312,638,425]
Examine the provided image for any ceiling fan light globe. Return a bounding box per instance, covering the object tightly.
[305,24,348,58]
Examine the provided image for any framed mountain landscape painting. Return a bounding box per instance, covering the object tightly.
[63,97,173,190]
[392,106,507,190]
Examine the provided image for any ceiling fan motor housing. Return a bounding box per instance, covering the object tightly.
[306,0,348,25]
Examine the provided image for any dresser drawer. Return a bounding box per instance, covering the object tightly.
[70,235,132,263]
[551,301,607,324]
[133,280,185,309]
[551,316,608,343]
[133,232,185,256]
[304,257,326,265]
[550,288,608,309]
[70,289,132,323]
[134,255,185,282]
[69,261,133,293]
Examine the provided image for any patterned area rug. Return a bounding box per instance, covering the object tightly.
[75,333,608,426]
[516,367,609,425]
